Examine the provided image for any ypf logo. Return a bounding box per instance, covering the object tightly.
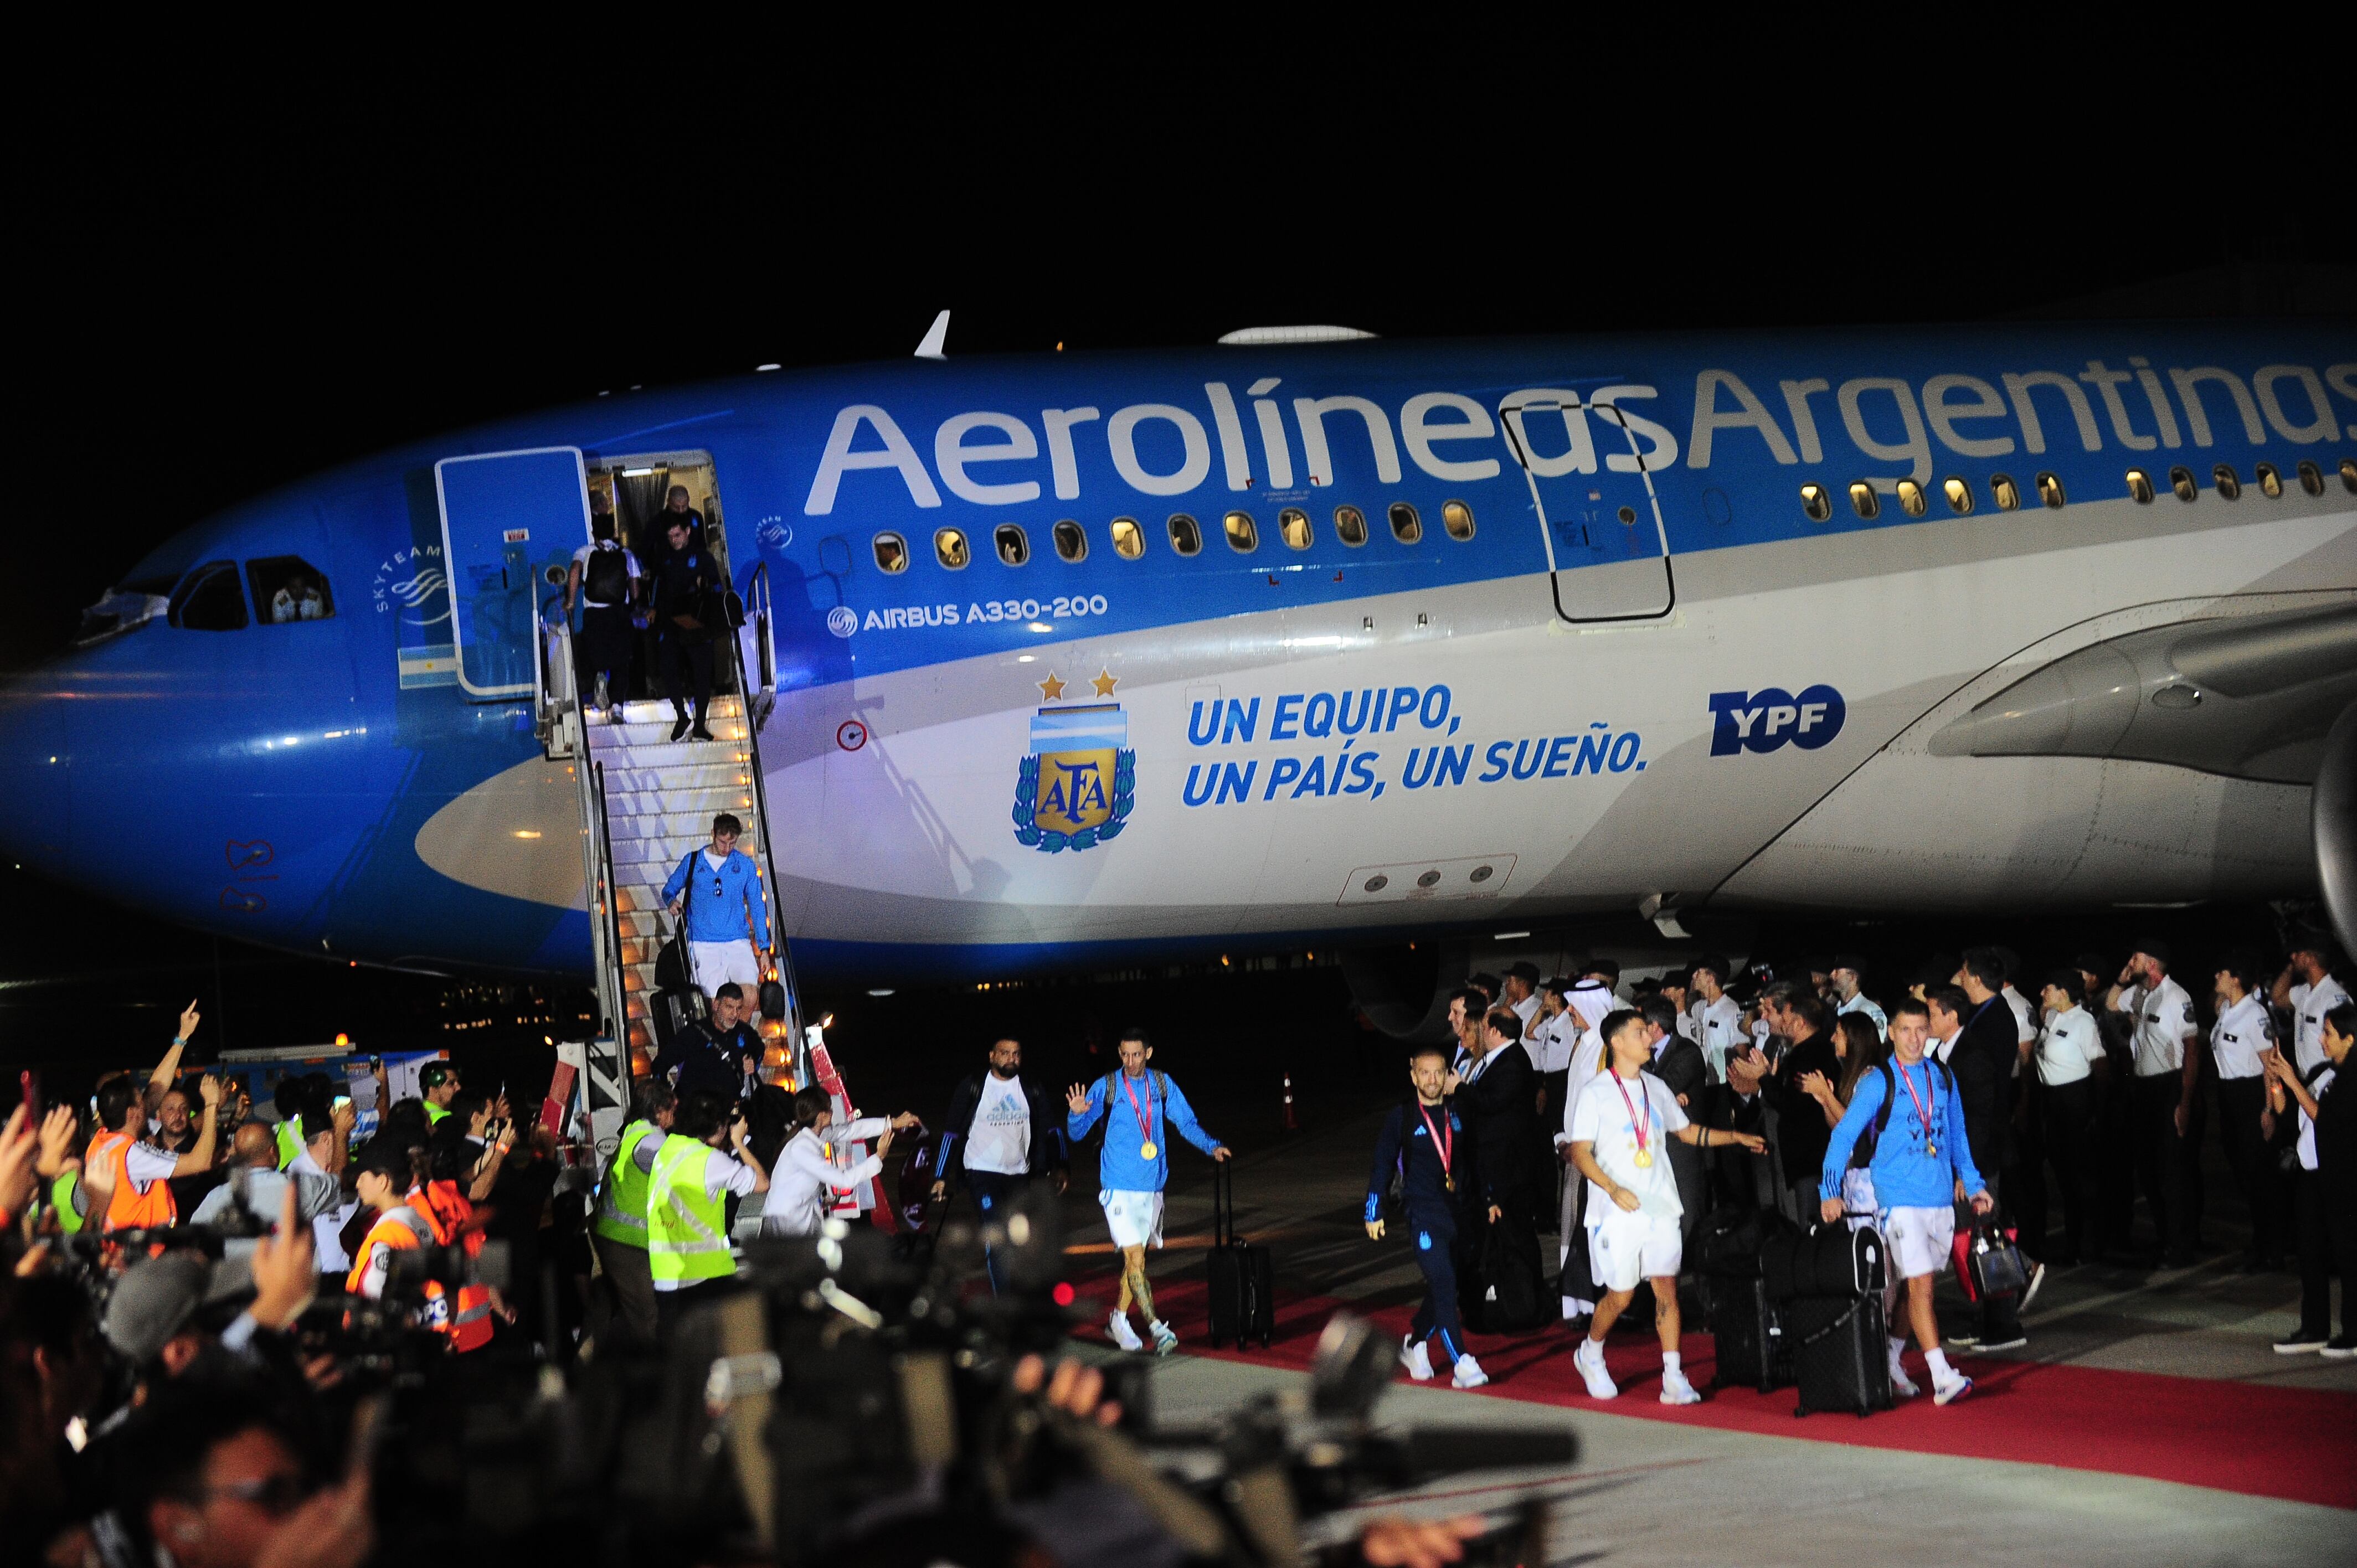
[1707,685,1845,756]
[826,606,858,638]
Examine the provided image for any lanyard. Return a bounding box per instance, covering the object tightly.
[1610,1072,1653,1159]
[1896,1060,1937,1144]
[1120,1072,1156,1146]
[1416,1102,1454,1185]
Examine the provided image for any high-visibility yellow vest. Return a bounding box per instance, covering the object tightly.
[274,1116,303,1170]
[647,1137,734,1287]
[425,1100,450,1126]
[594,1121,660,1247]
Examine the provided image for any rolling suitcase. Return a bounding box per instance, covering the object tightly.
[1787,1290,1893,1417]
[1707,1273,1790,1392]
[1205,1161,1274,1349]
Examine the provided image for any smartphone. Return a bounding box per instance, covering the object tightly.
[18,1070,39,1122]
[333,1095,352,1111]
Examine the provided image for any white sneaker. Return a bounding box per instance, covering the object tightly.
[1150,1319,1179,1357]
[1888,1361,1921,1399]
[1659,1366,1700,1405]
[1452,1352,1489,1389]
[1574,1338,1618,1400]
[1108,1312,1144,1352]
[1933,1373,1974,1406]
[1400,1336,1434,1381]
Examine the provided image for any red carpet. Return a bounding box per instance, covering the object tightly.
[1075,1273,2357,1511]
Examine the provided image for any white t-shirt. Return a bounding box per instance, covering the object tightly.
[122,1139,179,1191]
[2117,977,2195,1077]
[2035,1007,2106,1086]
[1570,1068,1690,1223]
[1694,995,1744,1082]
[2291,977,2349,1074]
[965,1074,1032,1175]
[2210,993,2272,1080]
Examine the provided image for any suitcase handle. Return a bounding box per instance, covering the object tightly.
[1213,1157,1236,1247]
[1789,1296,1865,1349]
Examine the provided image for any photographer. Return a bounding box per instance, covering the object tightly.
[649,1091,770,1325]
[764,1085,918,1237]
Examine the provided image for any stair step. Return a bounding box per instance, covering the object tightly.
[585,718,752,751]
[609,840,773,875]
[599,695,745,723]
[600,774,757,810]
[589,741,753,773]
[605,810,769,844]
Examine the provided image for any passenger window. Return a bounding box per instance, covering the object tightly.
[1053,519,1088,561]
[247,556,334,623]
[994,524,1029,566]
[2213,464,2242,501]
[1333,504,1368,545]
[1278,507,1313,549]
[1223,510,1259,553]
[1847,481,1880,520]
[2255,461,2283,499]
[1799,483,1832,522]
[171,560,248,631]
[1991,474,2021,511]
[1442,500,1475,540]
[1942,477,1973,514]
[935,528,971,569]
[2169,466,2198,502]
[873,533,909,574]
[1167,513,1202,556]
[2297,460,2325,497]
[2035,472,2066,508]
[2125,468,2155,504]
[1110,517,1145,559]
[1895,479,1928,517]
[1387,502,1422,543]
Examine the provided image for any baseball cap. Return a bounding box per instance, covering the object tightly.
[102,1251,250,1364]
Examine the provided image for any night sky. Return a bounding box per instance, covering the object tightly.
[7,63,2349,1067]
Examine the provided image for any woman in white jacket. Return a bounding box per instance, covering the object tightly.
[762,1086,921,1236]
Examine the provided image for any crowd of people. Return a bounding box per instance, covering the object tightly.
[1357,938,2355,1404]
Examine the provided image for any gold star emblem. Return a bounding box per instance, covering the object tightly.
[1037,673,1067,700]
[1091,669,1119,698]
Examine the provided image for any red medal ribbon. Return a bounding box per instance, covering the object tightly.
[1416,1102,1454,1185]
[1610,1071,1653,1160]
[1120,1072,1156,1150]
[1896,1060,1937,1146]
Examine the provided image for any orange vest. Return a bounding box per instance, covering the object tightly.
[85,1130,176,1233]
[343,1206,458,1337]
[411,1180,493,1352]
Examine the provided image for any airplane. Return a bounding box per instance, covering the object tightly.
[4,314,2353,1046]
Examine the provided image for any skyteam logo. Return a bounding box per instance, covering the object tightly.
[371,544,451,628]
[826,606,858,638]
[1707,685,1845,755]
[1013,673,1134,853]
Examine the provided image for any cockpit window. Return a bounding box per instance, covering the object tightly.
[171,561,249,631]
[247,556,334,623]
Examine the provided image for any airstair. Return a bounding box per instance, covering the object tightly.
[531,568,809,1152]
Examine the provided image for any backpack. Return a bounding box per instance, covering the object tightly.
[1854,1056,1954,1165]
[584,543,631,605]
[1099,1070,1169,1144]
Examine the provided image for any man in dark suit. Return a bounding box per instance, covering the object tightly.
[1942,952,2039,1350]
[1729,986,1844,1224]
[930,1037,1069,1292]
[1641,994,1712,1245]
[1454,1007,1543,1324]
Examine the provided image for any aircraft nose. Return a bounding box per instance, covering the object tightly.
[0,665,72,877]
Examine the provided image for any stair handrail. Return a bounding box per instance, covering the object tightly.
[587,756,630,1067]
[533,603,578,758]
[726,563,808,1089]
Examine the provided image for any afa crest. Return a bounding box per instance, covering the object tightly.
[1013,686,1134,854]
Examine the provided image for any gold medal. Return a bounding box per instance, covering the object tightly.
[1139,1140,1157,1160]
[1633,1149,1654,1169]
[1924,1141,1936,1157]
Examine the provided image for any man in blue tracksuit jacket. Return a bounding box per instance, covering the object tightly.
[661,812,774,1025]
[1365,1045,1485,1389]
[1066,1028,1230,1355]
[1820,996,1994,1406]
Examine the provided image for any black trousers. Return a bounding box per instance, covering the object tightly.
[2292,1167,2354,1338]
[576,602,635,704]
[964,1168,1038,1294]
[2216,1076,2284,1260]
[2129,1072,2197,1257]
[2097,1069,2139,1254]
[654,1275,735,1332]
[2037,1077,2099,1261]
[659,628,716,725]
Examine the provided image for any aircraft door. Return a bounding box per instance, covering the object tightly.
[1499,389,1674,622]
[433,447,593,700]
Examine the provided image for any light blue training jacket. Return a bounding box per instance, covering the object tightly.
[1067,1068,1221,1192]
[661,847,771,948]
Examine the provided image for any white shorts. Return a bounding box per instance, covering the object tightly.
[1100,1189,1165,1250]
[690,939,762,1000]
[1587,1208,1682,1292]
[1881,1204,1955,1281]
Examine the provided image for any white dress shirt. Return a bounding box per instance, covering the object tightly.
[2209,993,2271,1080]
[2291,976,2349,1074]
[2116,977,2196,1077]
[2034,1006,2104,1086]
